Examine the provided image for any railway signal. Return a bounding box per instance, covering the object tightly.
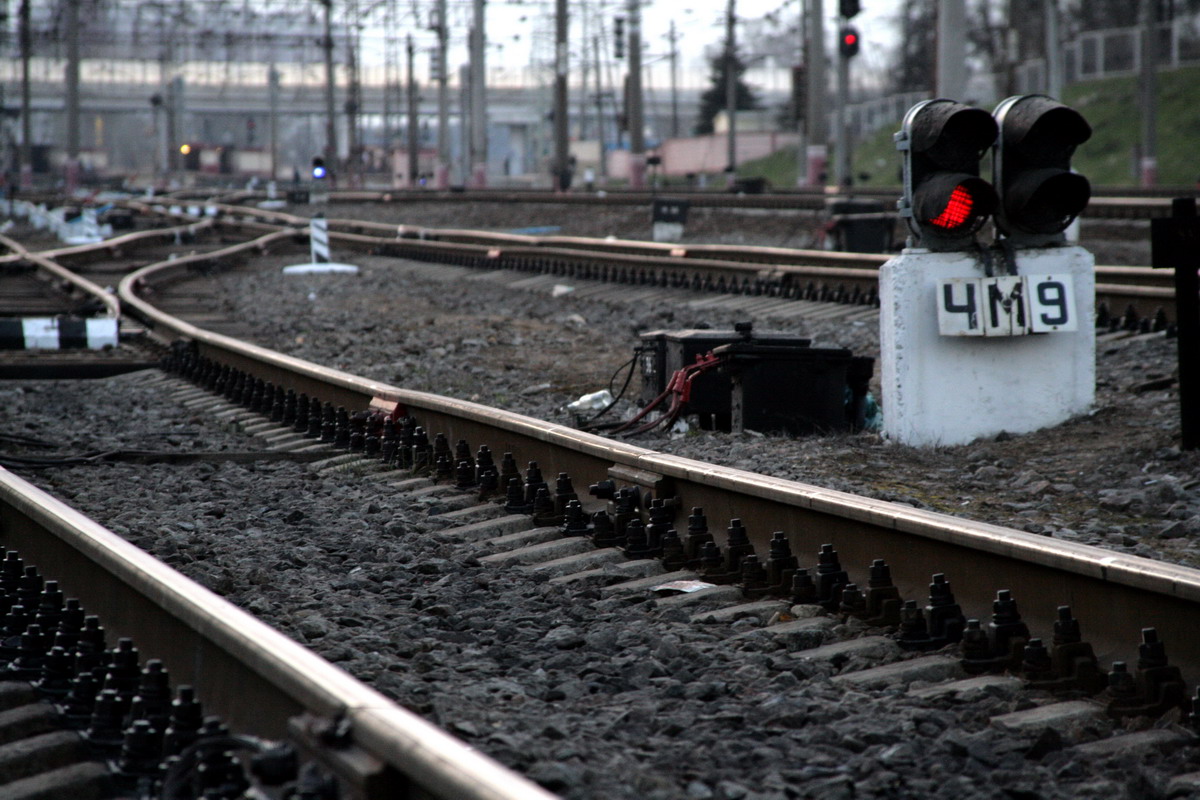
[838,26,860,59]
[311,156,327,181]
[992,94,1092,245]
[894,99,998,251]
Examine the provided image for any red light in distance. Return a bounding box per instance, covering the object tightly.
[929,184,975,230]
[843,32,858,45]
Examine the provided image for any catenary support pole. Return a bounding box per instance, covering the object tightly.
[1139,1,1158,187]
[627,0,646,189]
[805,0,826,187]
[554,0,569,190]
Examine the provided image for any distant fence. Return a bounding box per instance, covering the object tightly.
[844,14,1200,140]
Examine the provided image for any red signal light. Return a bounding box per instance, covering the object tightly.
[839,25,860,57]
[929,185,975,230]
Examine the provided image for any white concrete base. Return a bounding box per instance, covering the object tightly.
[879,245,1095,447]
[282,262,359,275]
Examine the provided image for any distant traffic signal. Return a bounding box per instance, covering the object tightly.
[614,16,625,59]
[311,157,327,180]
[839,26,860,58]
[895,98,999,250]
[839,0,861,18]
[991,94,1092,245]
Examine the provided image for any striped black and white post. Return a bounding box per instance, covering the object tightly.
[310,214,331,264]
[0,317,119,350]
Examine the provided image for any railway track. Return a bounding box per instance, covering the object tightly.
[1,201,1198,797]
[129,198,1182,329]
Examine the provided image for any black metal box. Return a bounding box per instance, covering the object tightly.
[638,327,813,429]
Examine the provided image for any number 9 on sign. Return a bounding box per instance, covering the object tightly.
[1027,275,1076,333]
[937,274,1076,336]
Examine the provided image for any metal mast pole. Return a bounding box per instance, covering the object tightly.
[19,0,32,188]
[346,4,362,189]
[469,0,487,187]
[834,19,848,188]
[668,21,679,138]
[1045,0,1063,99]
[553,0,569,190]
[407,34,419,186]
[64,0,80,192]
[626,0,645,189]
[593,34,608,180]
[321,0,339,185]
[805,0,826,187]
[724,0,736,183]
[936,0,967,100]
[269,65,280,181]
[436,0,450,188]
[1139,1,1158,187]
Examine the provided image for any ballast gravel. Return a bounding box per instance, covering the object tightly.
[6,373,1200,800]
[4,203,1200,799]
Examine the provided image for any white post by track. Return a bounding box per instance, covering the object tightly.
[879,245,1095,447]
[310,214,330,263]
[281,213,358,275]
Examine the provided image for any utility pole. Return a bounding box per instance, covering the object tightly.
[668,21,680,139]
[805,0,826,187]
[1044,0,1063,100]
[553,0,569,191]
[724,0,737,184]
[626,0,645,189]
[19,0,31,188]
[346,7,362,189]
[593,35,608,180]
[407,35,419,186]
[834,3,850,188]
[936,0,967,101]
[469,0,487,187]
[1139,1,1158,187]
[435,0,450,188]
[269,65,280,181]
[321,0,338,186]
[64,0,80,192]
[578,6,590,142]
[459,64,471,184]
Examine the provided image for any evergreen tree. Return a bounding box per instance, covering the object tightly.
[693,51,761,136]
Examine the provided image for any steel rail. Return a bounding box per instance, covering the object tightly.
[0,232,121,318]
[114,234,1200,689]
[113,202,1178,328]
[166,186,1185,219]
[0,467,558,800]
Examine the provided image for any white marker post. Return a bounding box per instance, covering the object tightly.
[282,214,358,275]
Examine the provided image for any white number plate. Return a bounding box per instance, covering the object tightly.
[937,274,1076,336]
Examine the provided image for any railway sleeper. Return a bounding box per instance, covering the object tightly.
[0,552,347,800]
[160,351,1200,772]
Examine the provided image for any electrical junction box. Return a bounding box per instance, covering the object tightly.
[714,341,875,435]
[637,326,873,435]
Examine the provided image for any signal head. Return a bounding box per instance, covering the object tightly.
[896,99,999,250]
[992,94,1092,243]
[839,26,860,58]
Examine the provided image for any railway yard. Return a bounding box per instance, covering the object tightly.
[0,193,1198,799]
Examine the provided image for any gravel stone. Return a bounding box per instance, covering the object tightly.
[3,207,1197,799]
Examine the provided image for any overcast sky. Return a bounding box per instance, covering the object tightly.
[417,0,898,89]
